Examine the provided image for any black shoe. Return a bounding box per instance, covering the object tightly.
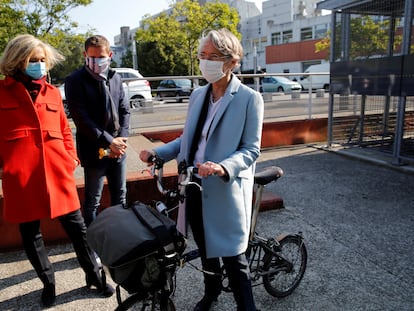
[193,295,219,311]
[85,269,114,297]
[41,283,56,307]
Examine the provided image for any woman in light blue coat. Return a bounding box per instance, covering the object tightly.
[140,29,263,311]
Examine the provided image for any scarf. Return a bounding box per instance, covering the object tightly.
[12,71,46,102]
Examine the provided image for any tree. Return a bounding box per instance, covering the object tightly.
[0,0,26,51]
[0,0,93,82]
[1,0,92,39]
[135,0,240,76]
[120,44,134,68]
[48,31,88,84]
[315,15,402,60]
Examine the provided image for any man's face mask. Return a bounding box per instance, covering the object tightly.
[85,56,111,75]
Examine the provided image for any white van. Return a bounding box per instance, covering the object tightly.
[300,63,330,91]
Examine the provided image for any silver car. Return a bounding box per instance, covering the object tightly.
[262,76,302,93]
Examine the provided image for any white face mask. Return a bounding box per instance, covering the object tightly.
[199,59,225,83]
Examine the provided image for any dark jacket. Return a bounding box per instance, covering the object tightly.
[65,67,130,167]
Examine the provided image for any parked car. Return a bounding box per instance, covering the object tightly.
[58,68,152,116]
[58,83,71,118]
[299,63,330,91]
[113,67,153,109]
[261,76,302,93]
[156,79,192,102]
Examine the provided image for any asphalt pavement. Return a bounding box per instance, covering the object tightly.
[1,139,414,311]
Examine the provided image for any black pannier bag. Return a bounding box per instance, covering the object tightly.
[86,201,186,294]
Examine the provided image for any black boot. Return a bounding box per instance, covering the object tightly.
[85,268,114,297]
[41,283,56,307]
[194,294,219,311]
[194,266,222,311]
[19,222,56,307]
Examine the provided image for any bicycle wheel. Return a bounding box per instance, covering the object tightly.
[262,234,307,297]
[115,292,176,311]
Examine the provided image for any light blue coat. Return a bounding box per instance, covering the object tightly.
[154,75,264,258]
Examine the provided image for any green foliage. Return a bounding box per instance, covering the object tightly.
[0,0,93,82]
[0,0,26,50]
[315,15,403,60]
[135,0,240,76]
[48,31,87,84]
[120,48,133,68]
[349,15,401,59]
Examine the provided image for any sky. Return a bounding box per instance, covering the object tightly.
[69,0,264,45]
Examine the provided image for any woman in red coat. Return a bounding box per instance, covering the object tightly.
[0,34,114,307]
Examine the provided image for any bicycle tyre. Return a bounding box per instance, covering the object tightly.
[115,293,176,311]
[262,234,307,297]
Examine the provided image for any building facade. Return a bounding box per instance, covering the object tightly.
[111,0,331,75]
[240,0,330,75]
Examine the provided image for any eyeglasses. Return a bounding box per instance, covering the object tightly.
[198,53,230,61]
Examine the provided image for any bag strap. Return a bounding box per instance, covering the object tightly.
[130,202,176,254]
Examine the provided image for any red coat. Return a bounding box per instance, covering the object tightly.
[0,76,80,223]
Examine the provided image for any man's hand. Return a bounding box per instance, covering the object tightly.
[109,137,128,157]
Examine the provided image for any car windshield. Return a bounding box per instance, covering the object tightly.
[175,79,191,87]
[273,76,294,83]
[114,69,144,80]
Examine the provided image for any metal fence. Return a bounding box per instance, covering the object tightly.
[128,72,414,164]
[328,95,414,162]
[325,0,414,165]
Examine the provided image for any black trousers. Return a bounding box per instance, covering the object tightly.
[19,209,100,286]
[186,181,257,311]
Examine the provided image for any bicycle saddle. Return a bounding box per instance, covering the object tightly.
[254,166,284,185]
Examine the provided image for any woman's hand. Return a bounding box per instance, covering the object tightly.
[196,161,226,177]
[139,150,155,165]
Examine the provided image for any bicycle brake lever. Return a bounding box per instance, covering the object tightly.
[179,166,202,195]
[186,181,202,191]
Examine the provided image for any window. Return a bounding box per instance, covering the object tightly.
[271,32,281,45]
[282,30,293,44]
[117,72,127,79]
[301,27,313,40]
[315,24,328,39]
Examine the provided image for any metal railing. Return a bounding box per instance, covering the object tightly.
[125,72,414,164]
[126,72,330,119]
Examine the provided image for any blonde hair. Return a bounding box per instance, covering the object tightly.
[198,28,244,63]
[0,34,64,76]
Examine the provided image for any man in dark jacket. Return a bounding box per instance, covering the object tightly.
[65,35,130,226]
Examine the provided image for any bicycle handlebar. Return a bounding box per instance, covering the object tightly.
[146,154,283,194]
[145,155,201,199]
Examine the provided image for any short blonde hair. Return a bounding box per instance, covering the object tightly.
[198,28,244,63]
[0,34,64,76]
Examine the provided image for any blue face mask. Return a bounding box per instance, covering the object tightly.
[25,62,47,80]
